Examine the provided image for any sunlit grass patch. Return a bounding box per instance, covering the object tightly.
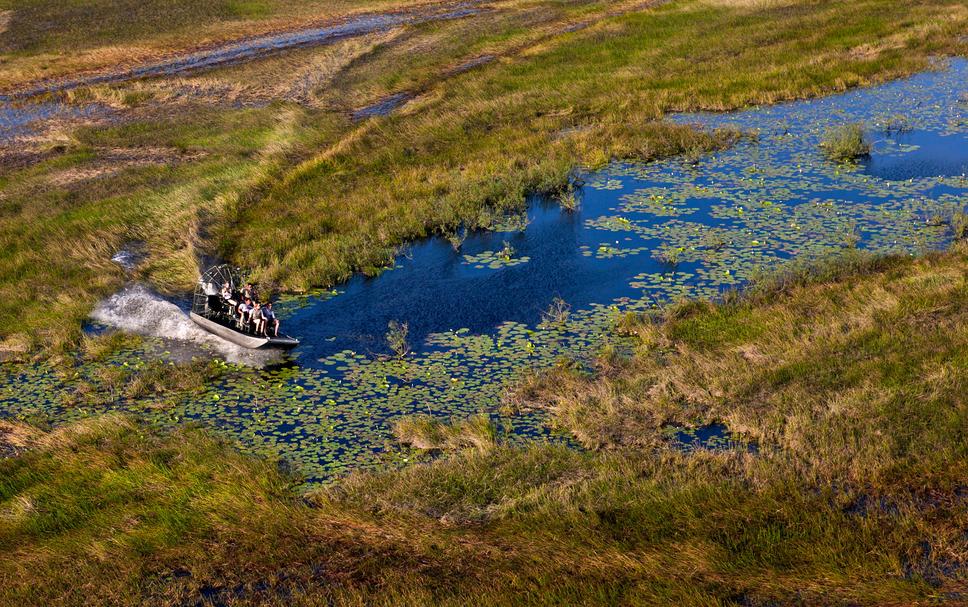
[392,413,497,452]
[522,242,968,488]
[0,0,421,90]
[0,419,41,458]
[820,123,871,162]
[4,0,967,357]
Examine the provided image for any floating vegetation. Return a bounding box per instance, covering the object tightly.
[619,189,699,216]
[585,177,623,191]
[462,241,531,269]
[874,114,912,134]
[2,61,966,485]
[664,423,757,453]
[490,212,531,233]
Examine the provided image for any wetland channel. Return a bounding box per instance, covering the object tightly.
[2,60,966,484]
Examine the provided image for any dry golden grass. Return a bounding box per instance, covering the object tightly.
[0,420,41,457]
[45,146,205,186]
[0,0,456,91]
[523,243,968,489]
[393,413,497,452]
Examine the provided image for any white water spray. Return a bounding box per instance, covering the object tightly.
[91,284,279,366]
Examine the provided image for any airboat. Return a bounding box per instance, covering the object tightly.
[190,265,299,349]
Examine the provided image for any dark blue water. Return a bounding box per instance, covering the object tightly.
[285,59,968,366]
[669,423,758,453]
[865,131,968,180]
[289,196,654,359]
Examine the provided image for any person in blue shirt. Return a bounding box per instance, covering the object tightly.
[261,302,279,337]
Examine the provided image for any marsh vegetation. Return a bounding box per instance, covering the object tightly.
[3,54,966,482]
[1,0,967,603]
[2,245,965,605]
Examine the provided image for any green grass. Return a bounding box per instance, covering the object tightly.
[820,122,871,162]
[1,0,966,358]
[523,243,968,483]
[0,104,329,354]
[215,0,968,291]
[2,245,965,605]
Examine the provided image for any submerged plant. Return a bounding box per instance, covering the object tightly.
[386,320,410,358]
[445,227,468,251]
[950,210,968,240]
[653,246,682,267]
[541,297,571,327]
[876,114,912,134]
[555,186,579,211]
[819,123,871,162]
[839,223,860,249]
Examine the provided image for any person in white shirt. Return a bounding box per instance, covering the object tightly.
[237,298,253,328]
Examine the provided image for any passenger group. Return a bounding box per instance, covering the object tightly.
[220,282,280,337]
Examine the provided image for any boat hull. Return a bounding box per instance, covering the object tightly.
[190,312,299,349]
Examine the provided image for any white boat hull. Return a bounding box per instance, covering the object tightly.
[189,312,299,349]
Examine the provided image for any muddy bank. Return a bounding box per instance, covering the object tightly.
[0,1,485,154]
[4,2,485,100]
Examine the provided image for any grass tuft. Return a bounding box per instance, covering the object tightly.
[386,320,410,358]
[819,122,871,162]
[392,413,496,452]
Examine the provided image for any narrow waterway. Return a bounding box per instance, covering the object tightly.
[2,60,966,484]
[6,3,483,100]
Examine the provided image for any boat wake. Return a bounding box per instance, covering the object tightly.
[91,284,280,366]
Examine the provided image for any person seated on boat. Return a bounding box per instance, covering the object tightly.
[251,302,264,335]
[242,283,256,302]
[221,282,236,303]
[261,302,279,337]
[237,298,253,329]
